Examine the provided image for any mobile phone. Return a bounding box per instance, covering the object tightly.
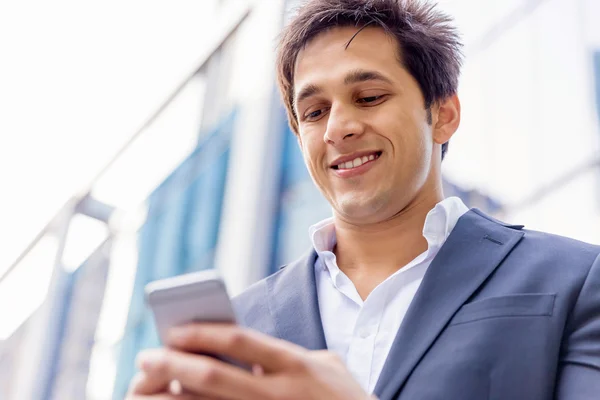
[145,269,237,345]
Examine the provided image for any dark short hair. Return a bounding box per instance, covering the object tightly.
[276,0,463,160]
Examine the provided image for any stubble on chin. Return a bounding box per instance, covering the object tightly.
[334,189,391,223]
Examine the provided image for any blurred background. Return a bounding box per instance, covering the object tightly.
[0,0,599,399]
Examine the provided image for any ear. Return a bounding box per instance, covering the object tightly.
[432,94,460,145]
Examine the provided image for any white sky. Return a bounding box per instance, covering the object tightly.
[0,0,219,273]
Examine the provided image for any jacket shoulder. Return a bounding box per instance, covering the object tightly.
[231,260,296,334]
[470,208,600,257]
[232,249,317,334]
[520,228,600,259]
[232,273,272,331]
[232,262,289,314]
[501,224,600,297]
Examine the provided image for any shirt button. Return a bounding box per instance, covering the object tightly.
[358,327,373,339]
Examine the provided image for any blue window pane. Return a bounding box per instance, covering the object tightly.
[112,110,235,400]
[183,128,232,272]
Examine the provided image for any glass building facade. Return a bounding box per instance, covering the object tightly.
[113,112,235,399]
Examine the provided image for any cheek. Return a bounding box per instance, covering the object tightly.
[300,136,326,179]
[376,113,410,155]
[383,109,430,158]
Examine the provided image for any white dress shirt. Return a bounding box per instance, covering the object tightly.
[309,197,469,393]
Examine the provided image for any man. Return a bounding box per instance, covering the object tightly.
[127,0,600,399]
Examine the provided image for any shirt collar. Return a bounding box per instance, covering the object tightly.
[422,196,470,252]
[309,217,337,253]
[309,196,469,256]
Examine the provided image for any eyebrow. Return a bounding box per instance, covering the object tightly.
[343,69,393,86]
[294,69,393,109]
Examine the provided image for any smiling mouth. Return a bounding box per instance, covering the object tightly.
[331,151,382,170]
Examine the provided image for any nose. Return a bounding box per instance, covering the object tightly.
[323,103,365,145]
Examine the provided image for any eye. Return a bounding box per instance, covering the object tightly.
[303,107,329,122]
[357,95,386,105]
[308,109,322,119]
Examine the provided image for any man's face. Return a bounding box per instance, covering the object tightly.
[294,26,438,223]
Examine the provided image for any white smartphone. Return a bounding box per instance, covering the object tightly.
[145,269,237,345]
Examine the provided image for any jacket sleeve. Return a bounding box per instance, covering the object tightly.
[555,252,600,399]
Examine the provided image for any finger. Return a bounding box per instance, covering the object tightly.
[138,348,270,400]
[167,324,306,372]
[127,371,170,395]
[252,364,264,376]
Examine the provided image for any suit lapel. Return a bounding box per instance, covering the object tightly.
[374,210,524,400]
[267,249,328,350]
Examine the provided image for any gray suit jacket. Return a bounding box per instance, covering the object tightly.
[233,209,600,400]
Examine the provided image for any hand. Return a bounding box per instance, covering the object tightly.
[126,323,374,400]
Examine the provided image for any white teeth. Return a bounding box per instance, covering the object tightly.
[336,154,380,170]
[338,154,377,169]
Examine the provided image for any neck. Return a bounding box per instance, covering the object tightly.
[333,187,444,299]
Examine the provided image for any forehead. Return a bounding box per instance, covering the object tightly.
[294,26,403,88]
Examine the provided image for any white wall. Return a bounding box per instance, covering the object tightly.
[441,0,600,244]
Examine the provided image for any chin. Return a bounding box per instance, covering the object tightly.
[335,193,389,222]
